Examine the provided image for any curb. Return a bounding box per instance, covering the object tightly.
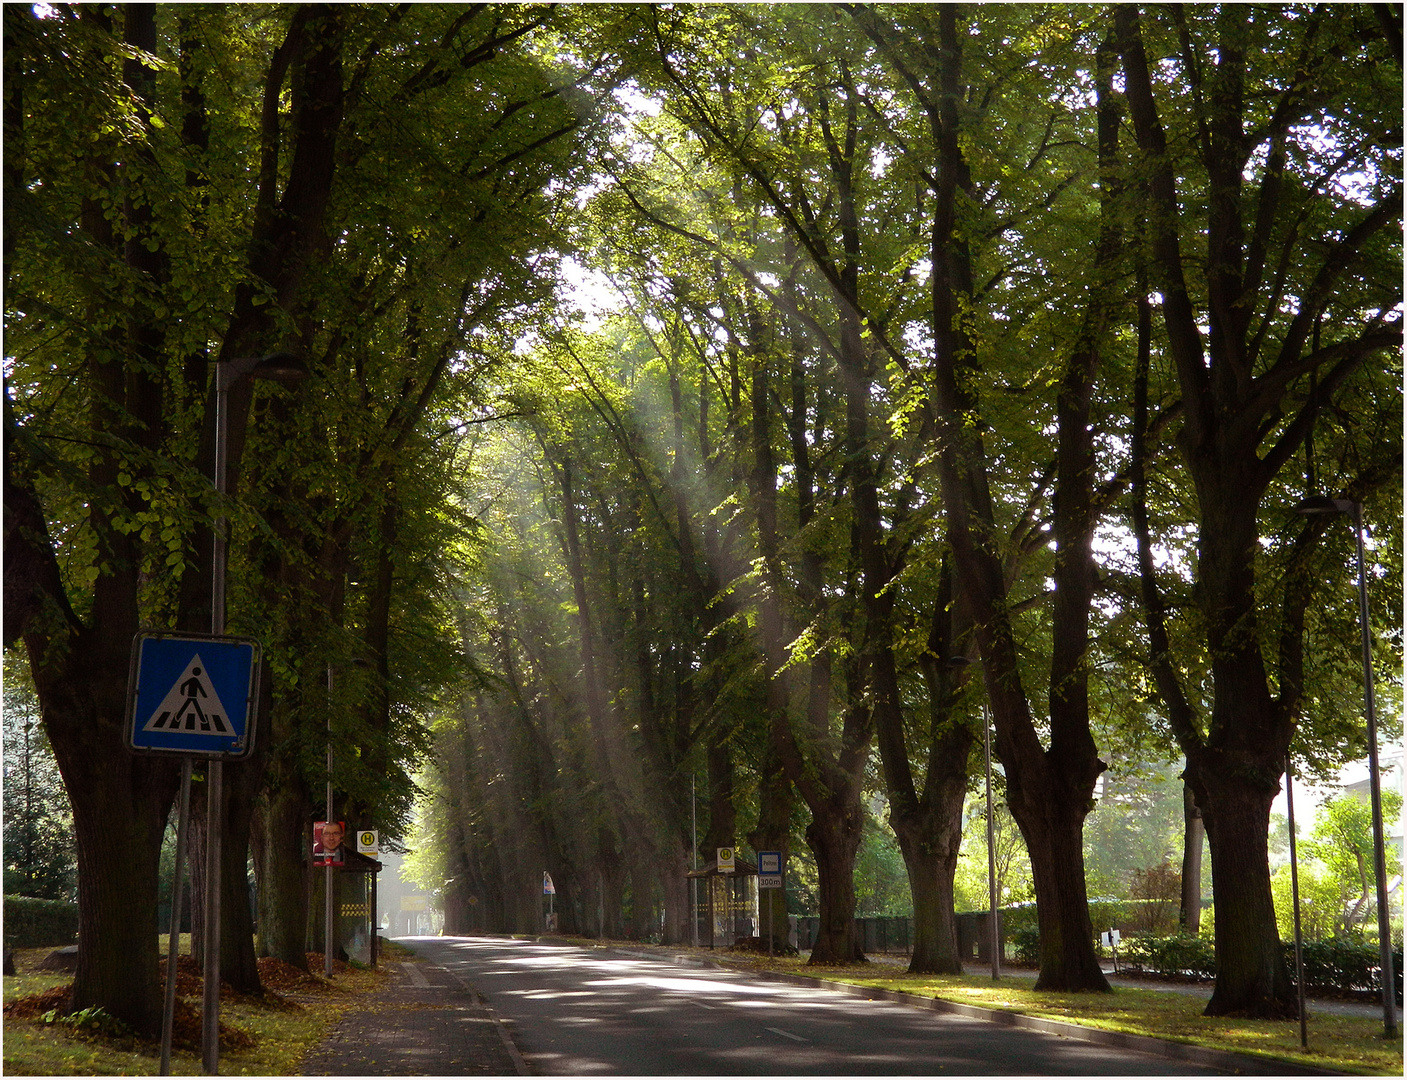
[596,944,1338,1077]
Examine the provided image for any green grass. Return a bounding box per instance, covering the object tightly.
[2,944,388,1076]
[685,948,1403,1076]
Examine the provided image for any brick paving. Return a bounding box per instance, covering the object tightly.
[301,957,523,1076]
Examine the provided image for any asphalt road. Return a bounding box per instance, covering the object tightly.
[401,936,1229,1075]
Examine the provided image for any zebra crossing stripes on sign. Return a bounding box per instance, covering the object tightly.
[127,632,260,758]
[141,655,231,735]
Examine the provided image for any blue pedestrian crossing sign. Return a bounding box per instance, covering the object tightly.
[127,632,260,758]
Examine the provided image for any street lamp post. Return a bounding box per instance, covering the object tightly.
[1285,753,1308,1049]
[948,656,1001,978]
[205,352,306,1072]
[1294,496,1398,1039]
[983,705,1000,980]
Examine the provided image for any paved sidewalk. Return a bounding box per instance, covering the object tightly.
[302,954,525,1076]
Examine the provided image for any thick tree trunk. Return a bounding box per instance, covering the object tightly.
[660,838,691,945]
[703,734,736,856]
[252,754,311,968]
[187,755,264,992]
[1009,793,1109,992]
[1189,752,1295,1018]
[11,466,179,1035]
[893,823,963,974]
[748,754,796,954]
[56,716,177,1036]
[805,804,866,964]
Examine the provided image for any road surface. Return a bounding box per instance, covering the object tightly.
[401,936,1229,1075]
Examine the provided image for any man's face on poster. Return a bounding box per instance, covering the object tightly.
[320,822,344,850]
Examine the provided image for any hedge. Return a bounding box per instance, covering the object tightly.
[1120,932,1216,979]
[1119,932,1403,1001]
[3,895,79,948]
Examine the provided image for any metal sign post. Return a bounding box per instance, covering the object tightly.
[159,759,192,1075]
[758,852,783,958]
[127,631,258,1076]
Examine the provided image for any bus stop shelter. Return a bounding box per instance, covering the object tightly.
[327,847,383,967]
[687,857,759,948]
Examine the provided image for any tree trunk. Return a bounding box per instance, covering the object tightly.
[1010,792,1108,992]
[1179,781,1204,935]
[660,838,691,945]
[252,752,312,968]
[55,712,177,1035]
[703,734,736,857]
[1189,752,1295,1018]
[805,803,865,964]
[748,753,796,954]
[893,821,963,974]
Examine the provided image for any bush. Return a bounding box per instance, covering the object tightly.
[1120,933,1216,979]
[1010,925,1041,967]
[1288,937,1405,1001]
[3,895,79,947]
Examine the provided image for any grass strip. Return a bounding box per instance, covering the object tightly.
[2,943,409,1076]
[687,949,1402,1076]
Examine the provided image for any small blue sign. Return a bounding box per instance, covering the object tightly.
[127,632,260,758]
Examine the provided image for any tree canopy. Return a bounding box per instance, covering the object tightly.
[5,1,1400,1028]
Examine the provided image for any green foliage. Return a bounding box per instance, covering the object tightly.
[955,790,1034,912]
[1271,862,1349,943]
[854,805,912,918]
[2,896,79,948]
[1010,924,1041,968]
[1083,763,1187,901]
[1121,934,1217,980]
[1127,863,1182,936]
[42,1006,132,1040]
[1291,938,1404,998]
[1,677,75,903]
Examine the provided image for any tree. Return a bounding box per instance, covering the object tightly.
[2,673,77,901]
[1116,3,1402,1016]
[1302,790,1405,935]
[5,2,609,1020]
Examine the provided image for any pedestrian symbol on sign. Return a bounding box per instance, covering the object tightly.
[142,656,231,734]
[127,631,259,759]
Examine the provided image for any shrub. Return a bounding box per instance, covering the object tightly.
[1120,933,1215,979]
[1288,937,1405,1000]
[3,895,78,947]
[43,1005,133,1039]
[1010,925,1041,967]
[1128,863,1182,936]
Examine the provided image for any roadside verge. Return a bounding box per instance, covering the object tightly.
[593,942,1340,1077]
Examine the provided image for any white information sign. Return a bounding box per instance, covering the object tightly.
[758,850,783,890]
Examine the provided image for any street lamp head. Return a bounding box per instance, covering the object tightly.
[217,351,309,391]
[250,352,308,384]
[1293,495,1356,517]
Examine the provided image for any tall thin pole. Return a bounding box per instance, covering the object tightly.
[202,366,231,1075]
[325,664,335,979]
[691,774,699,947]
[1285,753,1308,1049]
[984,705,1000,980]
[1351,504,1397,1040]
[160,759,192,1075]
